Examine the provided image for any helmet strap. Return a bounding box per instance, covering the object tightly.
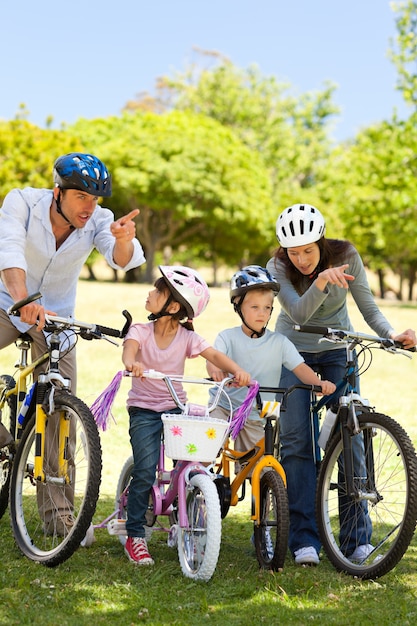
[233,295,269,338]
[55,189,75,230]
[147,294,175,321]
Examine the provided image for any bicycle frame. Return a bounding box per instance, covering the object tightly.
[309,337,378,500]
[215,383,321,523]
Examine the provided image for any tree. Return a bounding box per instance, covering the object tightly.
[126,52,339,210]
[316,117,417,300]
[69,110,273,283]
[0,120,81,201]
[389,0,417,108]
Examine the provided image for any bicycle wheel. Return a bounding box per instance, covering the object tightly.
[177,472,221,581]
[114,456,134,546]
[0,375,17,519]
[253,470,289,570]
[317,411,417,579]
[9,390,102,566]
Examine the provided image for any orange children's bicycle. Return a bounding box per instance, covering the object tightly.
[214,383,321,571]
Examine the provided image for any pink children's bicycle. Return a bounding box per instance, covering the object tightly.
[88,371,258,581]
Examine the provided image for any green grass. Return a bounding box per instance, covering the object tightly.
[0,277,417,625]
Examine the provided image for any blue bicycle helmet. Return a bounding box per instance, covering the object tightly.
[230,265,279,338]
[53,153,112,197]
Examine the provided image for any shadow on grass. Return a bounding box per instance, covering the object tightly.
[1,497,417,626]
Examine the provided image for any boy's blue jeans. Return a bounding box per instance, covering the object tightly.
[126,405,181,538]
[279,348,372,556]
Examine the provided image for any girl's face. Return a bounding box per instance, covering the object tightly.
[286,242,320,275]
[239,290,274,337]
[145,285,170,314]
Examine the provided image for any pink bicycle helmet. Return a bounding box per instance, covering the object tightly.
[159,266,210,319]
[276,204,326,247]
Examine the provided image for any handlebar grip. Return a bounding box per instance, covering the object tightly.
[394,341,416,352]
[95,324,122,338]
[293,324,329,335]
[120,310,132,338]
[7,292,42,316]
[95,311,133,339]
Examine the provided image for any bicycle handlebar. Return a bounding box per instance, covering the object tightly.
[138,370,236,413]
[293,324,416,353]
[8,292,132,340]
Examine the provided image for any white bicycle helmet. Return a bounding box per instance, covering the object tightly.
[230,265,280,301]
[276,204,326,247]
[159,266,210,319]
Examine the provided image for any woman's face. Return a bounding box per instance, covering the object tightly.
[286,242,320,275]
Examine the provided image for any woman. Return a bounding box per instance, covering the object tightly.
[266,203,416,566]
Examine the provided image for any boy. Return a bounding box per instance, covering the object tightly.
[207,265,335,458]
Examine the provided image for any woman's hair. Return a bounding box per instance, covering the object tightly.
[272,237,354,291]
[154,277,194,331]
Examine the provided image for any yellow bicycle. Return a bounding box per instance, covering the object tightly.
[0,292,130,566]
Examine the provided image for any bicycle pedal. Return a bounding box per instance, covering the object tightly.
[107,519,127,535]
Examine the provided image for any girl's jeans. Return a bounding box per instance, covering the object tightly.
[126,405,180,538]
[279,348,372,556]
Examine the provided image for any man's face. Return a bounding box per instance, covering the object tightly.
[57,188,98,229]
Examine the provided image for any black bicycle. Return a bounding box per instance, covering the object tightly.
[292,325,417,579]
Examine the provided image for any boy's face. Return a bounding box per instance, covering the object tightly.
[239,289,274,337]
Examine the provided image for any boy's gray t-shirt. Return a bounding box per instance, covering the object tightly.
[208,326,303,419]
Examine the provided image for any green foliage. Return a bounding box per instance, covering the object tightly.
[68,110,273,281]
[154,55,338,206]
[315,115,417,298]
[0,120,81,200]
[389,0,417,106]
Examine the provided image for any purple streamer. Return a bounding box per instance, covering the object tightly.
[229,380,260,440]
[90,370,124,431]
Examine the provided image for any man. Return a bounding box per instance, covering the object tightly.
[0,152,145,389]
[0,152,146,532]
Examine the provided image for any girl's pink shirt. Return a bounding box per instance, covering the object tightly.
[124,322,210,411]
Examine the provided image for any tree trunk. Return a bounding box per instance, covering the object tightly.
[377,269,385,299]
[408,264,416,301]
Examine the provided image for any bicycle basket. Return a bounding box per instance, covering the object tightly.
[162,405,229,462]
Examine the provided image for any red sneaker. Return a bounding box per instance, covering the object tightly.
[125,536,154,565]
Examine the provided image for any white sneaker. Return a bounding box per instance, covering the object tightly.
[349,543,374,562]
[294,546,320,565]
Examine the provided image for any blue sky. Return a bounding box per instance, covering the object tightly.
[1,1,409,141]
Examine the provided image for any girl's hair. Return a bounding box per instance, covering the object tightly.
[154,277,194,331]
[272,237,354,291]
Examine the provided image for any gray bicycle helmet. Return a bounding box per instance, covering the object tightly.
[53,153,112,197]
[276,204,325,247]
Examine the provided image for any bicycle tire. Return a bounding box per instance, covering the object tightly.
[317,411,417,579]
[177,472,222,581]
[253,470,289,570]
[0,375,17,519]
[114,456,134,546]
[9,390,102,566]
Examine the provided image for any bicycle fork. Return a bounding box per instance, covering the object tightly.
[33,381,70,486]
[339,399,380,504]
[251,416,287,523]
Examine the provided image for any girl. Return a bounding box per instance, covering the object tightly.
[122,265,250,565]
